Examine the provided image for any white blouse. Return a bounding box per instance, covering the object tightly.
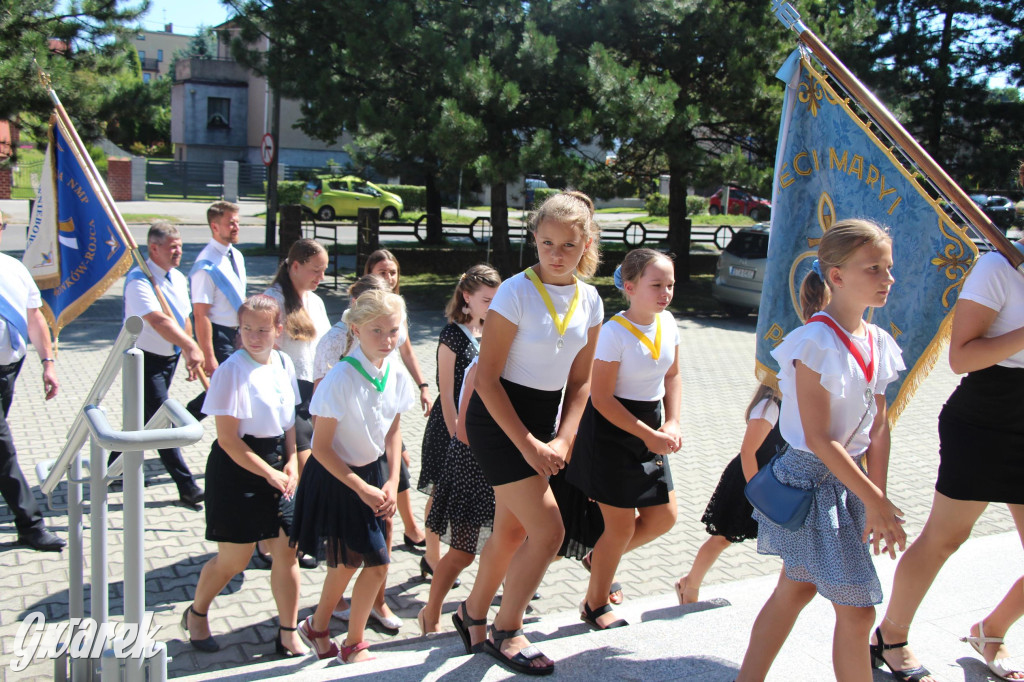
[202,349,300,438]
[0,253,42,364]
[312,317,409,382]
[958,250,1024,368]
[594,310,679,401]
[310,345,415,467]
[262,284,331,382]
[772,312,904,455]
[488,271,604,391]
[749,398,780,426]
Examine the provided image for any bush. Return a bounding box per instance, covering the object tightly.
[532,187,559,208]
[277,180,306,206]
[645,193,669,216]
[380,184,425,212]
[645,193,709,217]
[686,195,709,216]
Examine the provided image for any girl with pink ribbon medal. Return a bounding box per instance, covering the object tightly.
[566,248,682,630]
[454,191,603,676]
[288,290,415,664]
[736,219,907,682]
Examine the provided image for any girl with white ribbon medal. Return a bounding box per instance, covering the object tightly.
[736,219,907,682]
[183,295,306,658]
[566,249,682,630]
[454,191,603,676]
[289,290,415,665]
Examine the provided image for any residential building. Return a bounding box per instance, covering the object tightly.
[132,25,191,82]
[170,20,352,167]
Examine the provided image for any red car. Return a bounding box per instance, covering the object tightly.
[707,186,771,221]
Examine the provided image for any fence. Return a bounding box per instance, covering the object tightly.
[145,160,222,199]
[11,160,44,199]
[237,163,266,199]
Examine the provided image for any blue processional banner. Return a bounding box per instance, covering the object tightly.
[24,116,133,338]
[754,52,978,424]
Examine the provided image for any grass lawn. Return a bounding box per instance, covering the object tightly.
[121,214,181,223]
[642,213,758,227]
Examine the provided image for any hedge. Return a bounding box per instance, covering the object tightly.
[278,180,306,206]
[532,187,560,208]
[380,185,425,212]
[646,193,709,217]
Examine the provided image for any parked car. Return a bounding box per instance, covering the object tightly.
[712,223,769,315]
[969,193,1017,232]
[301,175,403,221]
[524,177,549,208]
[707,186,771,222]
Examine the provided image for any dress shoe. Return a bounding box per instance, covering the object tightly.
[179,485,205,510]
[17,528,66,552]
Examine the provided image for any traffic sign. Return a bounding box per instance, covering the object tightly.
[261,133,276,166]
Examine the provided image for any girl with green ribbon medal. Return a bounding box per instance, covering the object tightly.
[289,290,416,665]
[566,249,682,630]
[737,219,907,682]
[454,191,603,675]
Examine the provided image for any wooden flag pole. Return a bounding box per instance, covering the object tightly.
[41,73,210,388]
[771,1,1024,272]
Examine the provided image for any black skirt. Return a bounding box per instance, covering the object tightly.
[376,449,411,494]
[550,468,604,560]
[289,455,390,569]
[465,379,562,487]
[294,379,314,452]
[567,397,674,508]
[937,364,1024,504]
[701,420,787,542]
[205,434,292,543]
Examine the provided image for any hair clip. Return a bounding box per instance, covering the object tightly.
[811,258,822,279]
[613,265,625,291]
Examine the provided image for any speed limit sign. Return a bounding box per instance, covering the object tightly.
[261,133,276,166]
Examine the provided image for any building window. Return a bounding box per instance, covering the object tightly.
[157,49,163,61]
[138,50,146,60]
[207,97,231,129]
[142,73,151,83]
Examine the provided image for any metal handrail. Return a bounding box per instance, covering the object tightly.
[42,316,144,496]
[103,400,202,478]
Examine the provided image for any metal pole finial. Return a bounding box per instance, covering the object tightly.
[32,59,52,89]
[772,0,808,34]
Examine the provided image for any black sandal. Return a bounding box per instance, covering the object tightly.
[275,625,308,658]
[484,626,554,676]
[579,600,628,630]
[870,626,932,681]
[451,601,487,655]
[180,605,220,652]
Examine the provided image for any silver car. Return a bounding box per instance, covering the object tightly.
[712,223,769,315]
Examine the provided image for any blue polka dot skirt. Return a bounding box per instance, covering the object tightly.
[754,445,883,607]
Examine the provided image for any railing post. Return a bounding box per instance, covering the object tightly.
[89,436,108,640]
[121,348,146,682]
[67,451,86,682]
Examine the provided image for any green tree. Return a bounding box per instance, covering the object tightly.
[0,0,148,149]
[861,0,1024,186]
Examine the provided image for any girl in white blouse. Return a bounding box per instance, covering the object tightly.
[454,191,603,676]
[567,249,682,630]
[736,219,907,681]
[182,295,306,658]
[263,238,330,469]
[290,289,415,664]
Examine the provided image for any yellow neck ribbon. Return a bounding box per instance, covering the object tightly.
[612,313,662,360]
[524,268,580,347]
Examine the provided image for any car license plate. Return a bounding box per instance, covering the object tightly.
[730,266,755,279]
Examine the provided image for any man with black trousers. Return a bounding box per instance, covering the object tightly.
[112,222,205,508]
[0,211,65,550]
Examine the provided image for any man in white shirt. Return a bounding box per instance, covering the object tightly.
[0,212,64,551]
[190,201,246,375]
[112,223,205,508]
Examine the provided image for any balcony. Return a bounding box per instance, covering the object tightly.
[174,57,248,85]
[140,57,160,72]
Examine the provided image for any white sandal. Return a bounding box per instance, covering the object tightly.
[961,621,1024,681]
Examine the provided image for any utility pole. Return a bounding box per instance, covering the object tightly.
[265,78,281,250]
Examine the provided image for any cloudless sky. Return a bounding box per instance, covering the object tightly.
[136,0,234,36]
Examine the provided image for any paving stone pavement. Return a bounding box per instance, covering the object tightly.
[0,241,1016,680]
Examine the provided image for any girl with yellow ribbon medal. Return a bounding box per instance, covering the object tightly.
[566,248,682,630]
[289,290,415,664]
[454,191,603,676]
